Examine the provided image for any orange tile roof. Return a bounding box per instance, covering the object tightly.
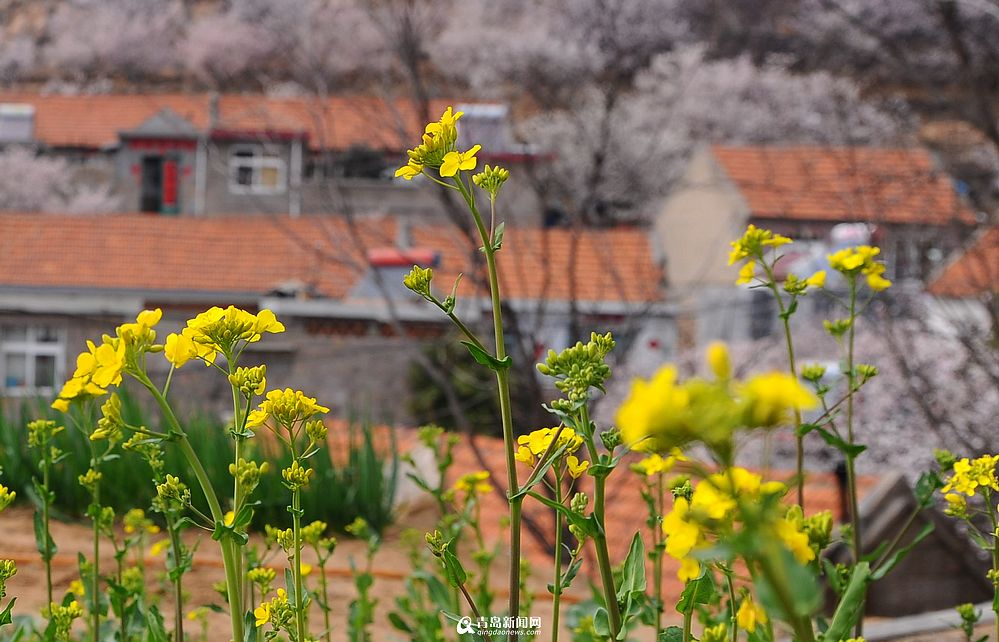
[0,213,662,305]
[927,225,999,297]
[712,146,974,226]
[0,92,454,151]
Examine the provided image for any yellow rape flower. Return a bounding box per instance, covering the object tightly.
[736,261,756,285]
[941,455,999,497]
[866,272,892,291]
[739,372,817,427]
[52,338,128,410]
[394,160,423,180]
[617,366,691,450]
[662,497,701,560]
[728,224,791,265]
[453,471,493,496]
[631,449,687,477]
[149,539,170,557]
[166,306,284,368]
[774,518,815,564]
[736,597,768,632]
[440,144,481,177]
[706,342,731,380]
[805,270,826,288]
[246,388,329,429]
[68,580,85,597]
[515,426,584,467]
[678,557,701,583]
[566,455,590,479]
[253,602,270,627]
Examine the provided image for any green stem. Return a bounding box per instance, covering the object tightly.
[551,478,563,642]
[136,372,244,642]
[845,280,864,638]
[763,264,805,507]
[42,456,53,608]
[91,472,101,642]
[986,488,998,642]
[453,176,521,630]
[230,374,245,607]
[725,569,737,642]
[317,553,331,642]
[757,550,815,642]
[166,515,185,642]
[593,476,622,638]
[654,475,664,636]
[292,487,306,642]
[682,607,693,642]
[579,404,621,639]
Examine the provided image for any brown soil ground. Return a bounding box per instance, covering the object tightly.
[2,505,986,642]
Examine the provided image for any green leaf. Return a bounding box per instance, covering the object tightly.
[822,562,871,642]
[871,522,934,581]
[820,559,844,595]
[527,490,599,538]
[440,538,467,588]
[676,567,716,614]
[659,626,684,642]
[460,341,512,371]
[797,423,820,437]
[491,222,505,252]
[593,608,610,637]
[284,568,298,608]
[388,612,412,634]
[780,297,799,321]
[914,471,942,509]
[814,426,866,458]
[33,510,57,562]
[232,501,259,530]
[617,533,647,600]
[145,605,168,642]
[0,598,15,627]
[242,610,258,642]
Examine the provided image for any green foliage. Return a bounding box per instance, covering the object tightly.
[0,396,397,535]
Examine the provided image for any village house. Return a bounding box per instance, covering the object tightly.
[655,145,981,348]
[0,93,543,221]
[0,212,668,419]
[927,224,999,338]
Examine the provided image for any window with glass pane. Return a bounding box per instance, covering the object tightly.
[5,353,26,388]
[35,355,56,388]
[0,323,64,394]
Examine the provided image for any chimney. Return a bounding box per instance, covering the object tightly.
[0,104,35,144]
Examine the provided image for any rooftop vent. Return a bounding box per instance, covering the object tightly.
[0,104,35,144]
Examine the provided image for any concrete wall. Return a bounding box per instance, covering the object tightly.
[654,147,750,291]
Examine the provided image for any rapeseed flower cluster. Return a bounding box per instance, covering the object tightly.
[395,107,481,180]
[165,306,284,367]
[728,225,825,289]
[536,332,616,405]
[828,245,892,291]
[515,426,590,479]
[942,455,999,498]
[616,344,816,454]
[630,449,687,477]
[661,468,814,581]
[246,388,329,430]
[452,470,493,497]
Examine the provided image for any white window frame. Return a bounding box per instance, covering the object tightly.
[228,144,287,195]
[0,324,65,396]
